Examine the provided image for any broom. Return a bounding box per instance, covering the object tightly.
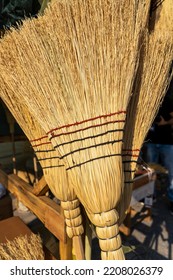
[0,86,84,258]
[117,3,173,224]
[0,0,151,260]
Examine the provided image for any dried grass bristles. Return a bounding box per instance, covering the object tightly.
[0,233,44,260]
[0,0,151,259]
[118,33,173,224]
[150,0,173,33]
[0,84,84,239]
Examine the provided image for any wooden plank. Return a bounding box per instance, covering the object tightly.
[0,216,32,243]
[40,196,61,212]
[0,170,85,259]
[59,236,72,260]
[0,170,66,243]
[32,176,49,196]
[133,171,156,190]
[45,207,66,243]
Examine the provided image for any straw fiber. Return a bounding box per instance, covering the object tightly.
[150,0,173,33]
[0,0,151,259]
[118,6,173,224]
[0,86,83,239]
[0,233,44,260]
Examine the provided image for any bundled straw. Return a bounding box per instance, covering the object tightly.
[0,87,84,241]
[0,233,44,260]
[150,0,173,32]
[0,0,151,260]
[117,1,173,224]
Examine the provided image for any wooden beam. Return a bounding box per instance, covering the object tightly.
[0,170,66,243]
[59,236,72,260]
[73,236,85,260]
[0,169,86,259]
[32,176,49,196]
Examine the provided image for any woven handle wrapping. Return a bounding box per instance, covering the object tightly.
[88,209,125,260]
[61,199,84,238]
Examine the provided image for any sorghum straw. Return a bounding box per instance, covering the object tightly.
[118,1,173,224]
[0,85,84,242]
[0,233,44,260]
[0,0,151,259]
[150,0,173,32]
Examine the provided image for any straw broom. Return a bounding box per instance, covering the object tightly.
[0,0,151,260]
[0,2,84,247]
[117,3,173,224]
[0,0,150,260]
[0,85,84,252]
[0,88,85,259]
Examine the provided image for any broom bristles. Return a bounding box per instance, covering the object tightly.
[150,0,173,33]
[118,31,173,224]
[0,84,84,239]
[117,0,173,224]
[0,0,151,260]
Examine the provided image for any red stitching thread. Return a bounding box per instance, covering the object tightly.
[30,135,47,143]
[49,120,125,139]
[47,111,126,135]
[32,142,51,148]
[122,148,140,158]
[122,149,140,152]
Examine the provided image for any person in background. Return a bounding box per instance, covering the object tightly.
[145,78,173,215]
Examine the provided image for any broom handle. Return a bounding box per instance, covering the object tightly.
[33,155,39,183]
[72,236,85,260]
[85,217,92,260]
[11,130,17,175]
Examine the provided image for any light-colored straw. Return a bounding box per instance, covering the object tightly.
[0,0,151,260]
[0,233,44,260]
[150,0,173,32]
[117,1,173,224]
[0,85,84,241]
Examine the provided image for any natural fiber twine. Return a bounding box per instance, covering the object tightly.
[0,0,151,259]
[0,233,44,260]
[0,86,83,239]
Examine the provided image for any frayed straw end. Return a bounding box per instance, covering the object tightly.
[0,233,45,260]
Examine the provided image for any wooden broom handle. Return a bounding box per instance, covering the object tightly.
[73,236,85,260]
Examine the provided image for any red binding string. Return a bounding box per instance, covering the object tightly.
[30,135,48,143]
[32,142,51,148]
[31,111,126,142]
[50,119,125,139]
[46,111,127,135]
[122,149,140,158]
[122,149,140,152]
